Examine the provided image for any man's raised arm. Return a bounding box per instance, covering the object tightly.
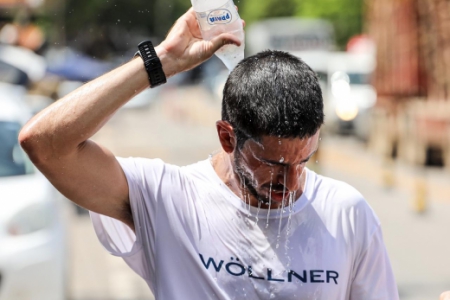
[18,9,241,230]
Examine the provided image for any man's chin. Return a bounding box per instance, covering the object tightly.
[256,190,294,206]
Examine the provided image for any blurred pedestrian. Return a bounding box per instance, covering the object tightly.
[19,8,399,300]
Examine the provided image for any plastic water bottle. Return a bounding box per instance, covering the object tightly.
[190,0,245,71]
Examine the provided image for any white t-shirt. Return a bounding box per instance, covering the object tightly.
[90,157,399,300]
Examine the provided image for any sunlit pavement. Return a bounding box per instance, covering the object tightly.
[67,84,450,300]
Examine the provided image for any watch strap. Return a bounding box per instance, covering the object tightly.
[136,40,166,88]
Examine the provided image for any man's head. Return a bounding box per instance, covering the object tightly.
[216,50,324,208]
[222,50,324,148]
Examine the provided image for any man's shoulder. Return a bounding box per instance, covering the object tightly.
[116,156,213,182]
[310,172,381,239]
[117,156,188,172]
[311,171,378,220]
[313,172,365,204]
[181,158,217,182]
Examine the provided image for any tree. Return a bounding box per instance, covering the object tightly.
[240,0,364,49]
[49,0,191,58]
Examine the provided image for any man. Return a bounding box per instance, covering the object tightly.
[19,8,399,300]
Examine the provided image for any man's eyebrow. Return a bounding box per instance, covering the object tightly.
[303,147,319,162]
[258,146,319,166]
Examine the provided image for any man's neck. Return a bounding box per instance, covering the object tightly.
[211,150,241,196]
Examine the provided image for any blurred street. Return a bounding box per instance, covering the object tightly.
[66,84,450,300]
[0,0,449,299]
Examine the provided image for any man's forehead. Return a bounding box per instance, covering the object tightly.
[245,133,319,159]
[249,133,319,148]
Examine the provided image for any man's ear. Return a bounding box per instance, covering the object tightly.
[216,120,236,153]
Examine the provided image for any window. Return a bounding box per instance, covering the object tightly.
[0,121,34,177]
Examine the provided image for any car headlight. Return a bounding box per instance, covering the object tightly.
[331,80,351,99]
[330,72,351,99]
[7,202,54,236]
[335,98,359,121]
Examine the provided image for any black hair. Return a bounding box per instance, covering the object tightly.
[222,50,324,148]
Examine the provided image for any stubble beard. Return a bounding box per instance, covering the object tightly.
[233,152,271,205]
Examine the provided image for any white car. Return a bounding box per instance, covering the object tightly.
[0,84,68,300]
[292,50,331,95]
[323,52,377,140]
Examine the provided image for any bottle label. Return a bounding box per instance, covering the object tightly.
[207,9,232,25]
[195,0,238,31]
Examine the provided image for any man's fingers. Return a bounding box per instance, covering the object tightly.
[209,33,241,54]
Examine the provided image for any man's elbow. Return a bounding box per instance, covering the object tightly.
[18,126,49,166]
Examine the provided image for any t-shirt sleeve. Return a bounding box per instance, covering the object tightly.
[89,156,166,283]
[350,225,399,300]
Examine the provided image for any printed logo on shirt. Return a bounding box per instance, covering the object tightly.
[199,253,339,284]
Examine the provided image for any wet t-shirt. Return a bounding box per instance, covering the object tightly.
[90,158,399,300]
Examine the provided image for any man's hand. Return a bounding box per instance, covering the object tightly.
[440,291,450,300]
[157,8,243,77]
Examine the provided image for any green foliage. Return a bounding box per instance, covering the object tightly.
[240,0,364,49]
[64,0,141,40]
[240,0,297,21]
[40,0,362,55]
[62,0,190,56]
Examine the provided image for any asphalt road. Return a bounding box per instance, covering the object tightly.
[67,84,450,300]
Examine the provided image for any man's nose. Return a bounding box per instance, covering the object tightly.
[278,165,303,192]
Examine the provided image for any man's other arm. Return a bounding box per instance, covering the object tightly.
[18,9,241,230]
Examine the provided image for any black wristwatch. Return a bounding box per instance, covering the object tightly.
[135,40,167,88]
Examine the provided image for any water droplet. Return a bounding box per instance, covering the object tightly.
[255,200,261,223]
[279,157,284,163]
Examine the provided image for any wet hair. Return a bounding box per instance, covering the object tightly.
[222,50,324,148]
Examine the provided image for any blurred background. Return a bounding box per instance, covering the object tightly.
[0,0,449,299]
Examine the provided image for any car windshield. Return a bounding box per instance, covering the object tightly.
[0,121,34,177]
[316,71,328,85]
[348,72,372,85]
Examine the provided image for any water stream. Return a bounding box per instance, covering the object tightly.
[275,169,287,249]
[265,172,273,228]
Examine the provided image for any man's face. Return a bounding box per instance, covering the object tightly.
[233,131,320,209]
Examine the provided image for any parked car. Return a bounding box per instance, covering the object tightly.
[0,44,46,83]
[0,83,68,300]
[292,50,330,95]
[323,51,377,140]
